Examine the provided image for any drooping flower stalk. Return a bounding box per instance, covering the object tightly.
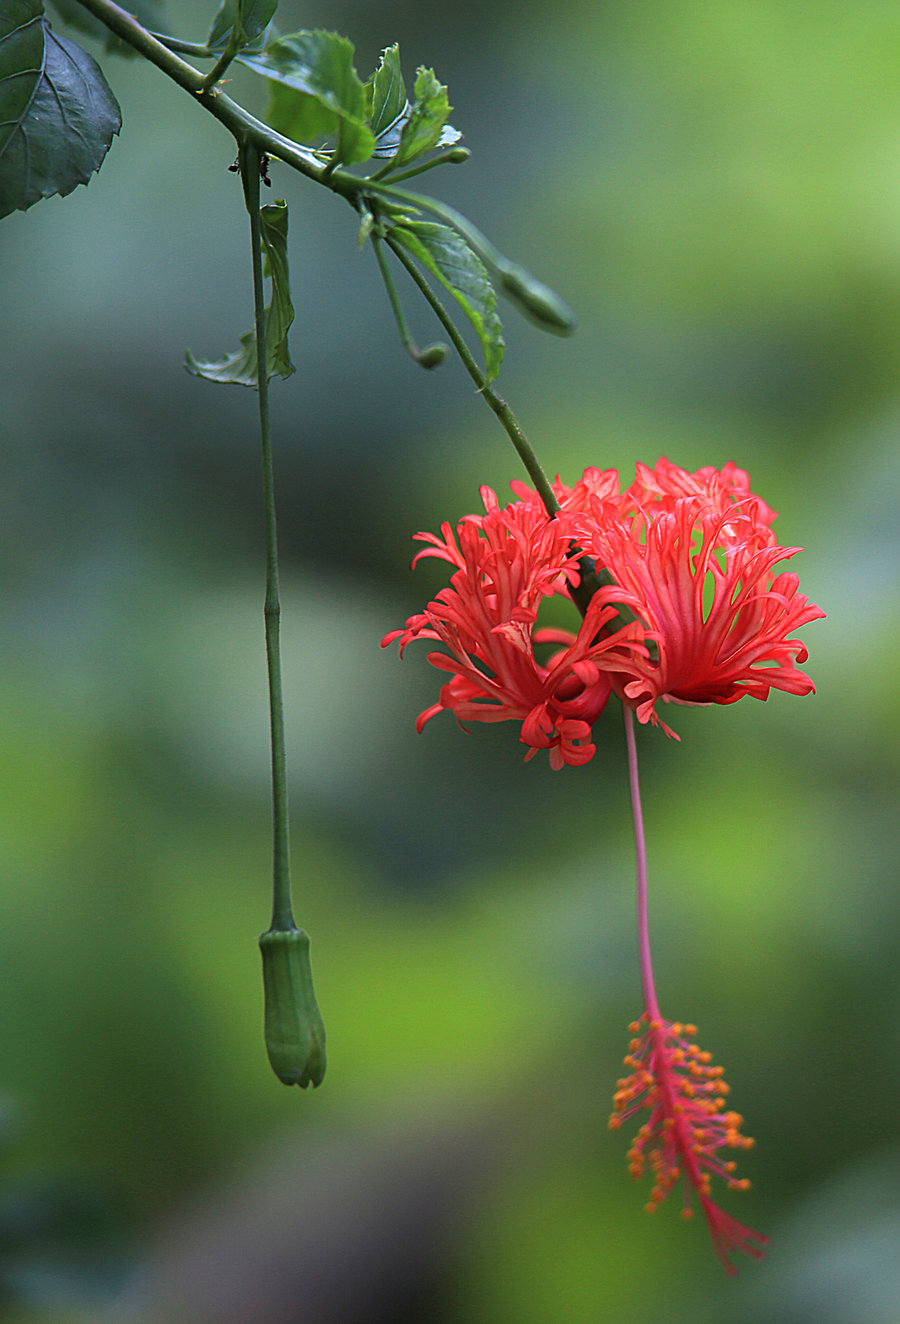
[622,704,659,1021]
[241,146,325,1089]
[610,705,768,1273]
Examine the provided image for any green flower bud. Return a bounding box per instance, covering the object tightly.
[499,264,576,336]
[259,927,326,1088]
[414,341,448,368]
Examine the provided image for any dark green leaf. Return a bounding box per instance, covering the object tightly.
[207,0,277,53]
[0,18,121,220]
[393,66,460,168]
[185,200,295,386]
[0,1,44,165]
[48,0,167,56]
[239,30,374,165]
[391,220,504,383]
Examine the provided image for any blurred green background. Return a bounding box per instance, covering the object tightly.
[2,1,898,1320]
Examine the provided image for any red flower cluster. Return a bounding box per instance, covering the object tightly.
[383,458,824,765]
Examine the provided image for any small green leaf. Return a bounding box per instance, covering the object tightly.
[366,42,407,155]
[185,200,295,386]
[392,67,460,169]
[239,30,374,165]
[0,16,121,220]
[367,47,467,163]
[207,0,277,53]
[367,43,406,133]
[391,220,504,383]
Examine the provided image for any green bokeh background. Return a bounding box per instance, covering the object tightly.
[2,1,898,1320]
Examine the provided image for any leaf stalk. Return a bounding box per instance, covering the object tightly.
[371,235,447,369]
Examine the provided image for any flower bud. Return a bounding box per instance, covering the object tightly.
[498,264,576,336]
[259,927,326,1088]
[414,341,448,368]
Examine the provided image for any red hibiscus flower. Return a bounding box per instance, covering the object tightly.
[382,485,647,769]
[385,459,822,756]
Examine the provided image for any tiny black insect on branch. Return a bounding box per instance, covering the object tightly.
[228,152,271,185]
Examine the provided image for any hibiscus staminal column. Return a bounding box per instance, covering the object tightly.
[609,706,768,1273]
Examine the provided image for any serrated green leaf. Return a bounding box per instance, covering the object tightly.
[207,0,277,53]
[0,17,121,220]
[392,67,460,169]
[48,0,167,56]
[185,200,295,386]
[366,45,413,161]
[238,30,374,165]
[366,43,406,138]
[391,220,504,383]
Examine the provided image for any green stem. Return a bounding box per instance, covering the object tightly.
[72,3,527,236]
[375,185,575,335]
[240,144,295,935]
[371,235,447,368]
[77,0,216,93]
[384,237,644,628]
[75,0,328,179]
[380,188,507,273]
[149,33,215,57]
[199,39,242,94]
[385,235,559,517]
[73,0,573,344]
[369,147,470,185]
[371,236,410,345]
[73,1,588,595]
